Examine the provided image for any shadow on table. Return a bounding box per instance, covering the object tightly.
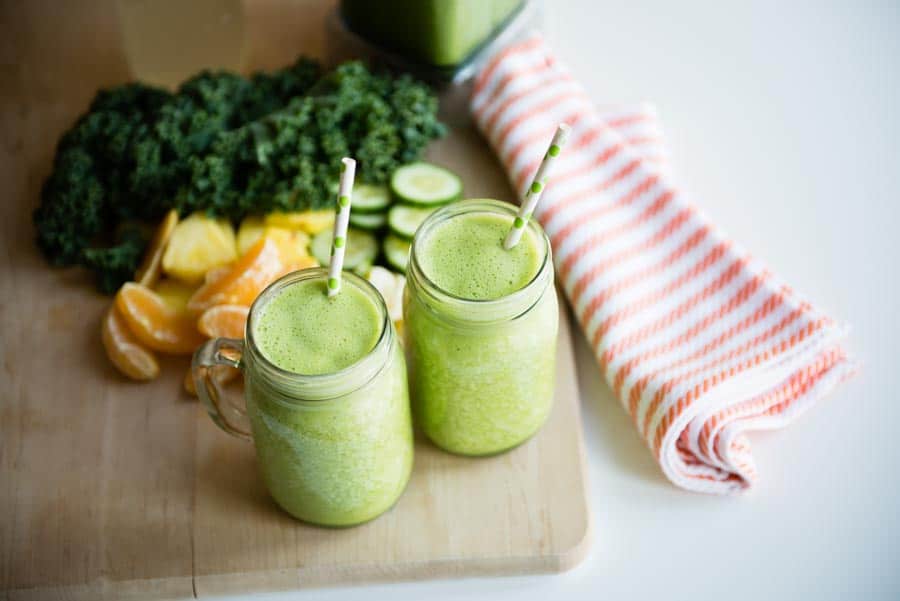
[568,313,671,488]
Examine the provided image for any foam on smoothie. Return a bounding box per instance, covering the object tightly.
[254,277,382,375]
[416,212,543,300]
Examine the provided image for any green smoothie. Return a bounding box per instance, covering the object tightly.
[405,200,558,456]
[416,212,542,300]
[341,0,523,68]
[245,271,413,526]
[254,277,381,375]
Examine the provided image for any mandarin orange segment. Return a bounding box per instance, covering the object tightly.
[197,304,249,339]
[115,282,207,354]
[183,364,241,397]
[102,305,160,380]
[204,264,233,285]
[186,237,286,315]
[135,209,179,287]
[184,367,197,396]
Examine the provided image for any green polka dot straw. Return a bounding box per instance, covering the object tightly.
[504,123,570,250]
[327,157,356,297]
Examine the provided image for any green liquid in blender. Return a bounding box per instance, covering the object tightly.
[341,0,524,68]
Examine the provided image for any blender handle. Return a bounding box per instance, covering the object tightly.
[192,337,251,441]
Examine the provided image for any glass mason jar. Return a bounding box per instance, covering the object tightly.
[193,269,413,527]
[404,199,558,456]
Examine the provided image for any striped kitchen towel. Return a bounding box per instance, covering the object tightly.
[471,34,856,494]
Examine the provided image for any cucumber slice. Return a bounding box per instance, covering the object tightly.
[310,227,378,273]
[349,211,387,230]
[390,162,462,206]
[383,234,411,273]
[352,184,391,213]
[387,204,437,240]
[310,230,331,267]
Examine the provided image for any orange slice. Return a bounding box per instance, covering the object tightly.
[101,305,160,380]
[186,237,286,315]
[115,282,206,354]
[197,304,249,339]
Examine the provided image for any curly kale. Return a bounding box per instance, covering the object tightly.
[34,58,443,293]
[126,57,323,221]
[35,84,170,265]
[181,61,446,219]
[81,225,148,294]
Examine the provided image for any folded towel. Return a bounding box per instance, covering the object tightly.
[470,34,856,494]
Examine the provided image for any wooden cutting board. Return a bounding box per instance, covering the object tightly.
[0,1,591,598]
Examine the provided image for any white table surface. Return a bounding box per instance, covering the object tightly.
[243,1,900,599]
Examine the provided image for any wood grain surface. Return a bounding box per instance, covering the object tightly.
[0,1,591,598]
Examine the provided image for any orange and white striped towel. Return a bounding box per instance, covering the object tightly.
[471,34,856,494]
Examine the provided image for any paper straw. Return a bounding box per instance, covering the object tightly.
[503,123,571,250]
[327,158,356,296]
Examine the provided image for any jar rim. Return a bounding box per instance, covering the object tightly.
[407,198,553,322]
[244,267,393,402]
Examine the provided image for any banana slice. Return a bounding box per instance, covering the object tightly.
[367,266,404,323]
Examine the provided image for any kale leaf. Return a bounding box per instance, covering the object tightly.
[181,62,446,219]
[33,58,443,293]
[35,83,170,265]
[81,225,148,294]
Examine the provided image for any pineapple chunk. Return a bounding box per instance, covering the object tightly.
[238,216,311,265]
[161,213,238,284]
[153,278,198,313]
[265,210,335,234]
[236,216,267,256]
[263,227,311,266]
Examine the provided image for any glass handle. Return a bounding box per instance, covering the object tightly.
[192,338,251,441]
